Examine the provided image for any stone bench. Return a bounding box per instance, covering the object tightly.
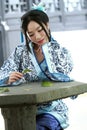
[0,81,87,130]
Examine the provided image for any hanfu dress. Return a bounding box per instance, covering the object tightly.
[0,38,73,129]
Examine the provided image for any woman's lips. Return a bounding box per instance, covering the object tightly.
[37,39,44,44]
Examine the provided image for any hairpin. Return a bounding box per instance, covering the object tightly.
[32,2,46,12]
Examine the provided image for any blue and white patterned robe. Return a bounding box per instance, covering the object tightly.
[0,38,73,129]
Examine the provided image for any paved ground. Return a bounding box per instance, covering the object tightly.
[0,29,87,130]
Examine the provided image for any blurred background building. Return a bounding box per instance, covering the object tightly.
[0,0,87,66]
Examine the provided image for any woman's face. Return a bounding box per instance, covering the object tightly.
[27,21,49,46]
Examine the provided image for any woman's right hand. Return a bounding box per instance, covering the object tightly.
[8,72,23,84]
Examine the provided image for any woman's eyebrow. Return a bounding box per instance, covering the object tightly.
[28,26,41,34]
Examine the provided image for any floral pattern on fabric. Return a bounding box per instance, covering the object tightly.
[0,38,73,128]
[37,99,69,129]
[0,38,73,84]
[42,40,73,74]
[0,45,39,84]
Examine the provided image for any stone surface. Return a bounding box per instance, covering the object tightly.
[0,94,87,130]
[1,105,37,130]
[0,81,87,130]
[0,81,87,107]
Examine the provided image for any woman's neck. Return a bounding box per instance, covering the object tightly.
[33,44,44,63]
[34,45,41,53]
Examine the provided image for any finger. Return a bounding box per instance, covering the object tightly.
[10,72,23,79]
[8,72,23,84]
[11,72,23,77]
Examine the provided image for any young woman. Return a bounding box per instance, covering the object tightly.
[0,8,73,130]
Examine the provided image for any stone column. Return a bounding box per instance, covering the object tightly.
[1,105,37,130]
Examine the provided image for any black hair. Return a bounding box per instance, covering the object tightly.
[21,9,50,51]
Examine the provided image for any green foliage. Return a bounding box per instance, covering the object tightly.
[41,81,53,87]
[22,69,32,74]
[0,88,9,93]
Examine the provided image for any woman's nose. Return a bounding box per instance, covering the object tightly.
[35,32,41,40]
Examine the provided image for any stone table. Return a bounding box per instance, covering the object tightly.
[0,81,87,130]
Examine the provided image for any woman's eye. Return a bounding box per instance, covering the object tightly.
[29,34,34,37]
[38,29,43,32]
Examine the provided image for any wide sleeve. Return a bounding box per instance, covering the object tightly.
[0,45,24,86]
[42,41,73,75]
[56,46,73,74]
